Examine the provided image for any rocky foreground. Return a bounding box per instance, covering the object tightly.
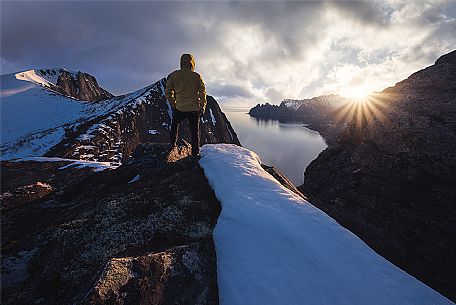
[1,142,299,304]
[301,50,456,301]
[2,143,220,304]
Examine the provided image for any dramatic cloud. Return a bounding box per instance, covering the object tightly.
[1,0,455,106]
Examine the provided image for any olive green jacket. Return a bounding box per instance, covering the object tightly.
[165,54,207,113]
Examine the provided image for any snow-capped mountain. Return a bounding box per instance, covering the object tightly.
[11,68,113,101]
[1,69,240,163]
[283,94,347,112]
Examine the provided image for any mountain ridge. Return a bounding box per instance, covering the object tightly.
[11,68,113,101]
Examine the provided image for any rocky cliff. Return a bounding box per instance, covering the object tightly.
[300,50,456,301]
[249,95,348,143]
[29,69,114,101]
[54,70,114,101]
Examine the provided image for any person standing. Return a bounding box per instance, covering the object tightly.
[165,53,206,157]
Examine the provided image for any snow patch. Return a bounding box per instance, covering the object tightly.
[128,175,141,184]
[209,108,217,126]
[15,70,55,88]
[283,99,303,110]
[15,157,118,172]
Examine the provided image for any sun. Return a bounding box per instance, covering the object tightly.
[342,87,372,99]
[332,91,390,130]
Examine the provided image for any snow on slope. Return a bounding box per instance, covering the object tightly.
[0,71,161,160]
[15,156,117,172]
[282,95,348,111]
[283,99,303,110]
[15,69,60,88]
[199,144,454,305]
[1,72,86,158]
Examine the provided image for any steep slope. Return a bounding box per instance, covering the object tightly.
[199,144,453,305]
[1,70,240,162]
[249,95,348,143]
[301,50,456,300]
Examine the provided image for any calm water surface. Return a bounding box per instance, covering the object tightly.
[222,107,328,186]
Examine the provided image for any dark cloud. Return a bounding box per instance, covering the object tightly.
[1,0,455,101]
[207,83,254,99]
[328,0,392,26]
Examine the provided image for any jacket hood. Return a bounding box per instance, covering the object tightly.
[180,54,195,71]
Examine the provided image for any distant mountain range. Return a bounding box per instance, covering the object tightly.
[1,68,240,162]
[249,94,349,143]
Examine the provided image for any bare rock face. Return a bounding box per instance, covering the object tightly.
[56,70,114,101]
[1,143,220,305]
[86,242,217,305]
[300,50,456,301]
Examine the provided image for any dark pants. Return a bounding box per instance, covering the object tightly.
[170,108,200,155]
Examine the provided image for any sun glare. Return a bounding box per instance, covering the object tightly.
[342,87,372,99]
[332,91,390,130]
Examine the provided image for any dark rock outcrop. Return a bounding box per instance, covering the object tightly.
[261,164,306,199]
[1,143,220,305]
[249,95,348,143]
[248,102,294,120]
[86,242,217,305]
[36,69,114,101]
[300,50,456,301]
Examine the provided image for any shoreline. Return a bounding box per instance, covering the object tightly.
[247,112,337,145]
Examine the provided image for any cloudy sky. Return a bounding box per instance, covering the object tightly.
[1,0,455,106]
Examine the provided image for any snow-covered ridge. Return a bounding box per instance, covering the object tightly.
[199,144,454,305]
[15,68,76,88]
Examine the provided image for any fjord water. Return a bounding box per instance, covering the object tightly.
[221,107,327,186]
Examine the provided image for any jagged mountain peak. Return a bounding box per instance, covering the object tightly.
[4,68,113,102]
